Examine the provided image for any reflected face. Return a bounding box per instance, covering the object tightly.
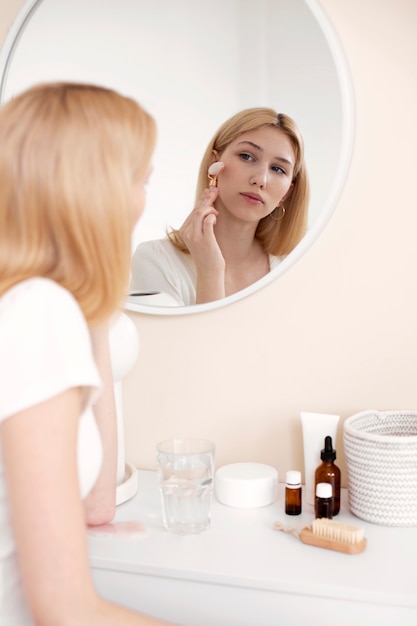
[215,127,295,222]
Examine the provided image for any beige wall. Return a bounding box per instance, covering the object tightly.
[2,0,416,486]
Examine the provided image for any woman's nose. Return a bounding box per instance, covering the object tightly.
[250,165,268,188]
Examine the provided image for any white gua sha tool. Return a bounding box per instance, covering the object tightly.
[208,161,224,187]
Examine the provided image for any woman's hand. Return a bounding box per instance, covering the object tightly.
[179,187,224,270]
[179,187,226,303]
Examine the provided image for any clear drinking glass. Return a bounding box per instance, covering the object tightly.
[156,438,215,534]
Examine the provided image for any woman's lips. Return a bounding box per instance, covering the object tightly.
[240,192,264,205]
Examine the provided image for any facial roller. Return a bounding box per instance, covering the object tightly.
[208,161,224,187]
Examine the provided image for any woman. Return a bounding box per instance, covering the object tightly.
[130,107,309,306]
[0,83,173,625]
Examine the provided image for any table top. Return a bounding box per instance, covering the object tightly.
[88,470,417,609]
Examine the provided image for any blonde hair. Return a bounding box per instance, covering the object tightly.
[0,82,156,324]
[168,107,309,256]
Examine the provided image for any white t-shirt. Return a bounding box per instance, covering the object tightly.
[0,278,102,626]
[131,238,283,306]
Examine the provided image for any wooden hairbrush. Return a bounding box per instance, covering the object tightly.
[273,518,367,554]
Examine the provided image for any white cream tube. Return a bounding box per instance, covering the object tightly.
[300,411,340,505]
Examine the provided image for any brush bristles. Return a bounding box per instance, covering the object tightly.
[312,518,364,544]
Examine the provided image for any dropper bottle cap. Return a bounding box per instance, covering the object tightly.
[320,435,336,462]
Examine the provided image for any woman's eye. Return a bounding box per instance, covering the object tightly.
[239,152,253,161]
[272,165,286,174]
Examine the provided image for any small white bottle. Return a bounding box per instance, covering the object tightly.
[315,482,333,519]
[285,470,302,515]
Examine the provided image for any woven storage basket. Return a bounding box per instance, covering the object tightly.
[343,410,417,526]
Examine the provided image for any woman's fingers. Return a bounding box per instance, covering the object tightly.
[197,186,218,213]
[192,187,218,227]
[203,213,217,229]
[180,186,219,240]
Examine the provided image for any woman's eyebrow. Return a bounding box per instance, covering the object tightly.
[237,140,262,151]
[237,140,293,166]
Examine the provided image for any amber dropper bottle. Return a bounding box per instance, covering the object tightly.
[314,436,341,515]
[285,470,302,515]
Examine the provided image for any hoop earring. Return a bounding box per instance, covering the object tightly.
[269,204,285,221]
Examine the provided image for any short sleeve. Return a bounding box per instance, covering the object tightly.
[130,240,180,296]
[0,278,101,421]
[130,239,196,305]
[269,254,284,271]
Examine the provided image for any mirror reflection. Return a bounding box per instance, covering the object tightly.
[0,0,353,314]
[130,108,309,306]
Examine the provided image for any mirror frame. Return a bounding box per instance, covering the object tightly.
[0,0,354,317]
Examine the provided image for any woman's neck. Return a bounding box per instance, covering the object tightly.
[213,215,261,265]
[213,216,270,295]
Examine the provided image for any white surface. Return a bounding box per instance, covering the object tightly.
[215,462,277,508]
[89,470,417,626]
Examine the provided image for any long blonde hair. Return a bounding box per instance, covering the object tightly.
[168,107,309,256]
[0,82,156,324]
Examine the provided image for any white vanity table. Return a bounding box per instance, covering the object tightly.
[89,470,417,626]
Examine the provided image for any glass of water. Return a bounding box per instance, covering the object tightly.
[156,438,215,534]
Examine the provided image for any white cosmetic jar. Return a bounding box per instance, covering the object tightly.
[215,462,278,508]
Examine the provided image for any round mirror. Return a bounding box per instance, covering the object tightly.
[0,0,354,315]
